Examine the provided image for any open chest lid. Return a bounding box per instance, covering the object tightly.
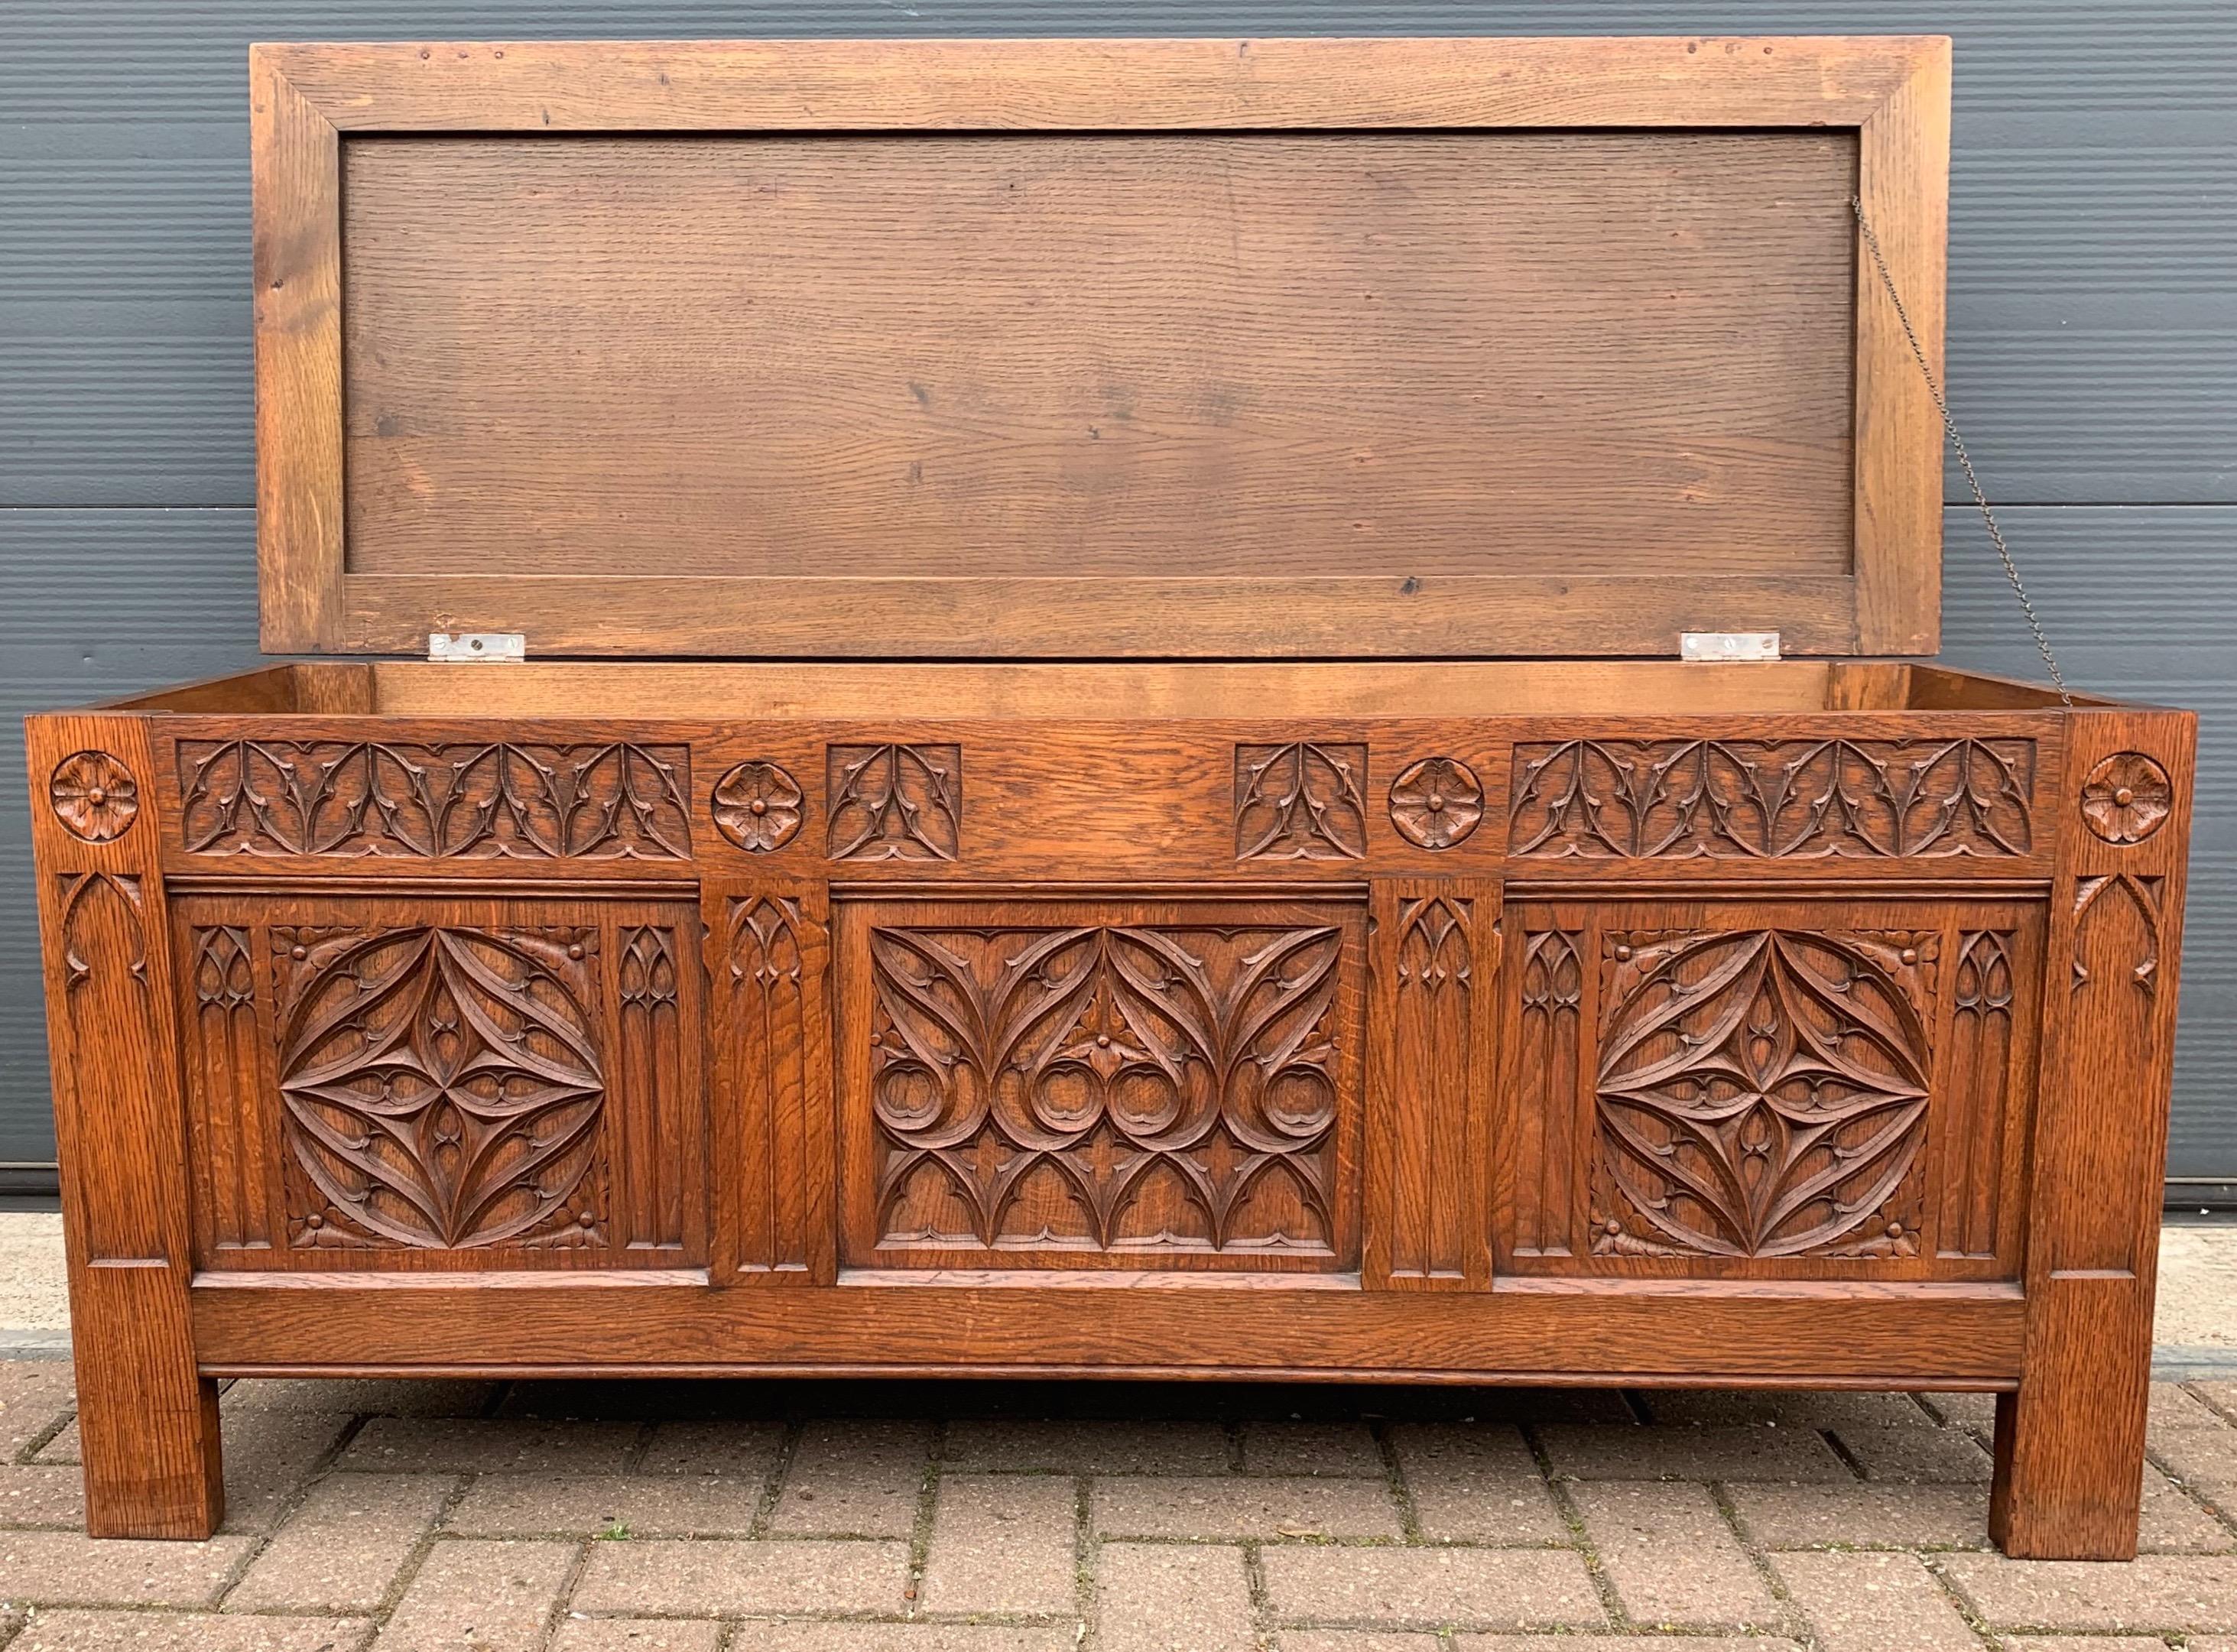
[250,34,1950,661]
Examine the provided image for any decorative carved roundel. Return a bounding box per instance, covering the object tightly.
[712,760,804,852]
[2080,751,2172,845]
[1388,756,1483,849]
[49,750,140,843]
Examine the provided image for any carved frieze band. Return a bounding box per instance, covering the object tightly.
[1235,742,1368,862]
[827,744,961,862]
[868,920,1349,1258]
[1591,928,1936,1260]
[177,740,691,860]
[273,925,612,1251]
[1510,738,2037,858]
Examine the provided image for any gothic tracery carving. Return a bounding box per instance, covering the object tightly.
[1510,738,2035,858]
[869,921,1348,1258]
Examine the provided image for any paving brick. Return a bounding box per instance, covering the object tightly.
[1922,1392,1999,1430]
[945,1417,1229,1475]
[1567,1480,1779,1628]
[338,1417,640,1475]
[1260,1545,1604,1628]
[2153,1416,2237,1506]
[920,1472,1078,1615]
[635,1419,784,1477]
[1278,1634,1440,1651]
[10,1609,375,1650]
[1831,1423,1995,1482]
[446,1474,761,1538]
[0,1465,83,1527]
[28,1417,76,1466]
[1773,1550,1979,1652]
[227,1473,455,1612]
[770,1419,930,1537]
[739,1629,1078,1651]
[0,1530,254,1608]
[550,1620,723,1652]
[1993,1641,2188,1651]
[2193,1381,2237,1421]
[1939,1553,2237,1631]
[2152,1381,2230,1434]
[374,1537,574,1651]
[1388,1423,1567,1543]
[2141,1460,2237,1551]
[0,1365,77,1459]
[1643,1390,1933,1431]
[1098,1541,1254,1652]
[220,1410,355,1533]
[222,1380,502,1418]
[1538,1423,1851,1483]
[570,1537,908,1615]
[1095,1475,1402,1540]
[1726,1482,1990,1549]
[1241,1422,1385,1477]
[1453,1641,1806,1652]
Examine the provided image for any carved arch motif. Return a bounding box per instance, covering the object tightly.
[1235,742,1368,862]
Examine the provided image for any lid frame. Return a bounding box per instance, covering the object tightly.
[250,34,1950,660]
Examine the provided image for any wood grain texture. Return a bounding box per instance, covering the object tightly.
[259,36,1937,131]
[341,131,1856,586]
[1993,706,2198,1560]
[1365,878,1498,1290]
[706,878,833,1284]
[187,1271,2027,1386]
[164,891,708,1274]
[24,711,223,1538]
[239,35,1949,658]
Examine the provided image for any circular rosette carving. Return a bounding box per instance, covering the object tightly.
[1388,756,1482,849]
[2080,751,2172,845]
[49,750,140,842]
[712,760,804,852]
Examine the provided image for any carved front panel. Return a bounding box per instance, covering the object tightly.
[1496,897,2041,1280]
[839,896,1366,1271]
[167,894,706,1270]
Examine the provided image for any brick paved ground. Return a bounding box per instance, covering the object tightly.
[1,1362,2235,1650]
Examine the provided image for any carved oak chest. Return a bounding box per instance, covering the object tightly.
[25,37,2196,1557]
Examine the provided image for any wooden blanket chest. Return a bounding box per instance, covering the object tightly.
[27,36,2196,1557]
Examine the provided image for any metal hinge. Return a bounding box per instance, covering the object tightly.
[1680,631,1781,663]
[427,632,526,663]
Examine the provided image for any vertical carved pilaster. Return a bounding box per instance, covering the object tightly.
[1995,709,2196,1560]
[1366,878,1498,1290]
[1510,927,1584,1258]
[617,924,686,1251]
[707,881,833,1283]
[183,925,275,1251]
[1937,929,2018,1261]
[28,712,222,1537]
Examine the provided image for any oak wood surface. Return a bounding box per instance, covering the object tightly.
[246,35,1950,658]
[341,131,1856,586]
